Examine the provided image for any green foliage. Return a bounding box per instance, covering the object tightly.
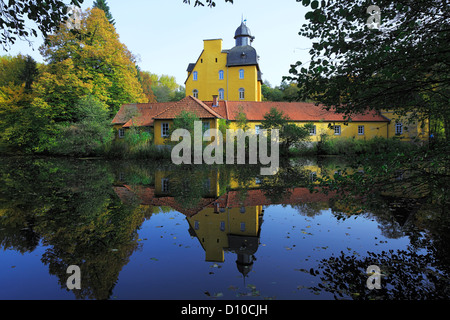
[262,107,290,129]
[261,107,311,155]
[0,0,84,49]
[171,110,200,135]
[147,72,185,102]
[37,7,147,117]
[105,141,171,160]
[235,107,249,130]
[93,0,115,25]
[48,95,113,156]
[124,127,153,147]
[314,136,418,156]
[0,85,57,153]
[288,0,449,135]
[262,80,303,102]
[0,54,39,91]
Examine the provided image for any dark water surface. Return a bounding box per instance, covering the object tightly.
[0,156,449,300]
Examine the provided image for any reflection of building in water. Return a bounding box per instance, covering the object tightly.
[113,169,333,277]
[186,199,263,277]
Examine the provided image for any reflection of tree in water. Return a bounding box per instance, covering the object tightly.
[308,200,450,300]
[166,165,215,209]
[293,202,326,217]
[0,157,148,300]
[309,247,450,299]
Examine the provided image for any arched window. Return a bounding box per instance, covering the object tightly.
[219,88,224,100]
[219,70,224,80]
[193,89,198,98]
[239,88,245,100]
[239,69,244,79]
[193,71,198,81]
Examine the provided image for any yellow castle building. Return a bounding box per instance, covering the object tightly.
[112,21,429,145]
[185,21,262,102]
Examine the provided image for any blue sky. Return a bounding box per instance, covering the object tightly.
[2,0,312,87]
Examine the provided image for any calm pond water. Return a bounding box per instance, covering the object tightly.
[0,156,449,300]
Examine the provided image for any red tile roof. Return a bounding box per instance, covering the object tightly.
[215,188,333,208]
[153,96,224,120]
[111,102,175,127]
[112,96,389,127]
[225,101,389,122]
[113,185,333,218]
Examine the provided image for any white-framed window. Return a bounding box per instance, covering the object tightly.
[309,125,316,136]
[193,71,198,81]
[334,125,341,135]
[118,128,125,138]
[395,122,403,135]
[193,89,198,98]
[240,222,246,232]
[358,125,365,135]
[218,88,224,100]
[202,121,210,137]
[219,70,224,80]
[161,122,170,137]
[239,69,244,79]
[161,178,170,193]
[239,88,245,100]
[255,125,263,135]
[220,221,225,231]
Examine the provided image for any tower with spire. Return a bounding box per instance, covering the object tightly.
[185,19,262,102]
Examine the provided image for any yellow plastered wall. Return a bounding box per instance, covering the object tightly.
[154,118,219,146]
[113,124,124,140]
[307,121,389,141]
[187,205,262,262]
[185,39,261,102]
[383,111,429,141]
[226,121,390,142]
[227,65,260,101]
[154,120,173,145]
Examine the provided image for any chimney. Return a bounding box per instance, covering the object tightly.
[212,95,218,107]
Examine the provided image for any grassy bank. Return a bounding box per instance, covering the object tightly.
[3,136,423,161]
[290,136,421,156]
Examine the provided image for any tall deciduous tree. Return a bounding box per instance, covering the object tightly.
[286,0,449,139]
[138,69,157,103]
[0,54,39,90]
[36,7,147,120]
[93,0,115,25]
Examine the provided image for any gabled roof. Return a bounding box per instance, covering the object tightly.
[112,97,389,128]
[215,188,333,208]
[111,102,174,127]
[113,185,334,218]
[225,101,389,122]
[152,95,224,120]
